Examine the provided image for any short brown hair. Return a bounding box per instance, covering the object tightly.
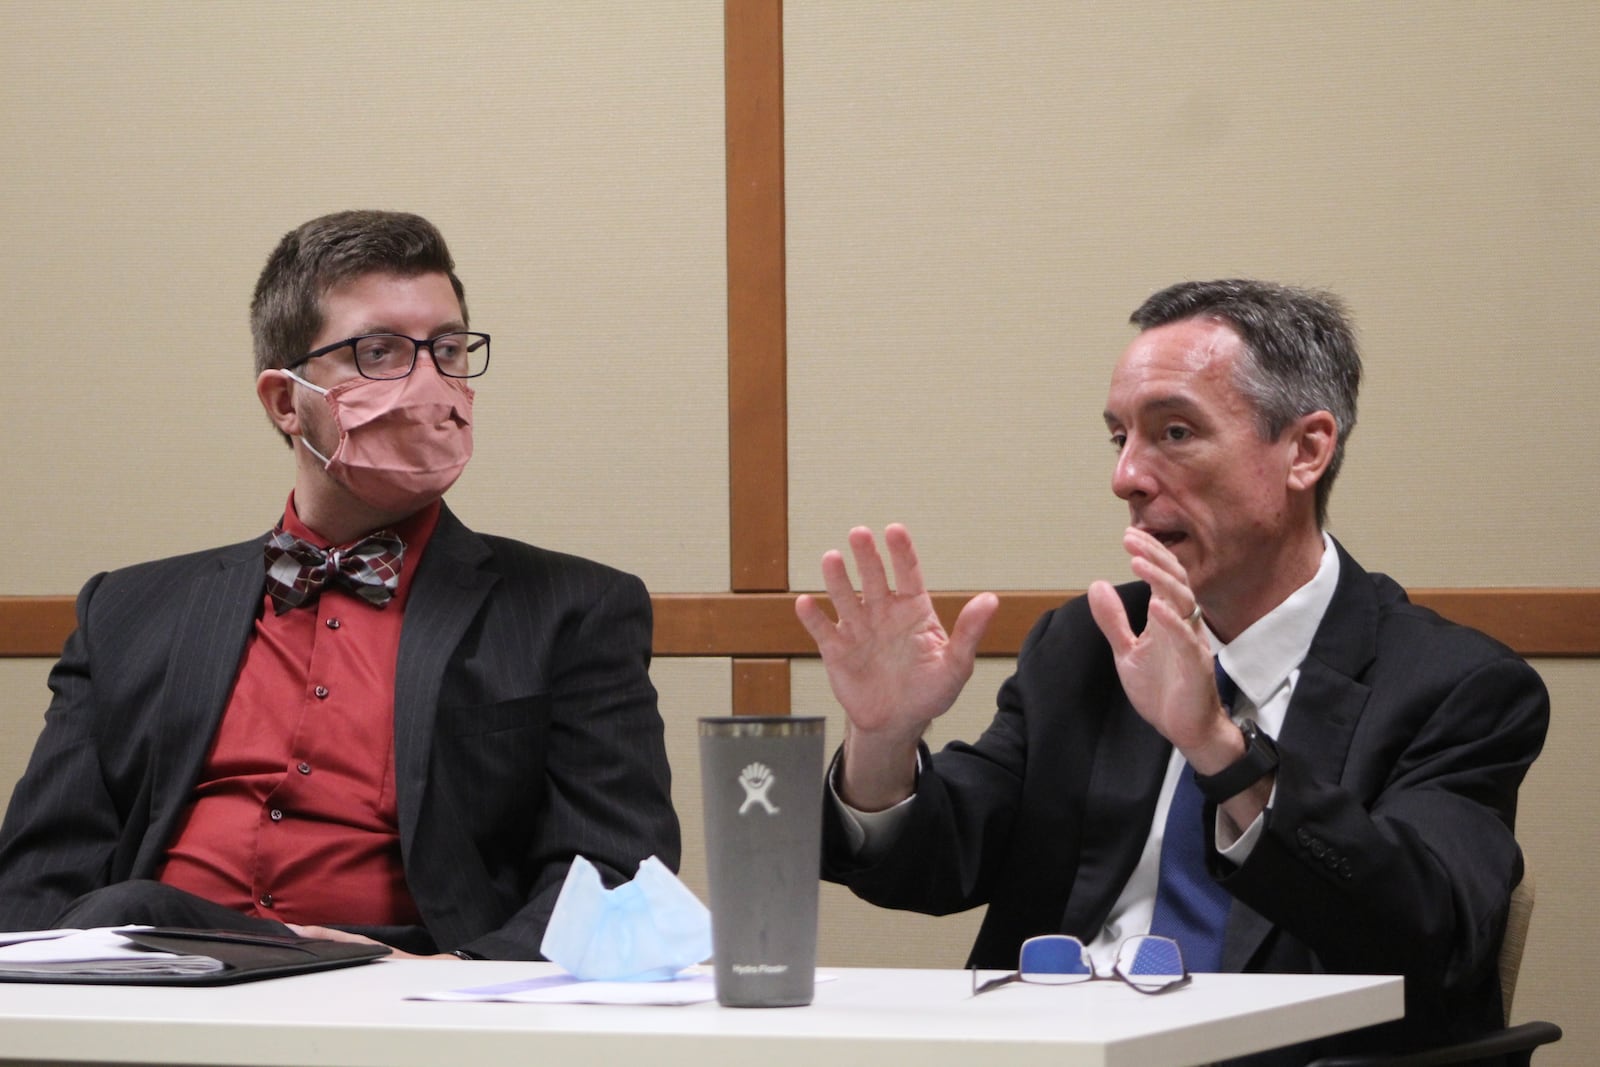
[250,210,468,375]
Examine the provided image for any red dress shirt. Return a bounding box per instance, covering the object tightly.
[157,496,441,925]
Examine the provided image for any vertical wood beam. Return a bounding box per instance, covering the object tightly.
[732,658,792,717]
[724,0,788,595]
[725,1,794,717]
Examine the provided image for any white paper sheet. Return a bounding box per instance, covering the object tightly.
[409,971,718,1005]
[0,926,225,977]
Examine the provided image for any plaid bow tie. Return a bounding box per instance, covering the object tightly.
[263,527,405,614]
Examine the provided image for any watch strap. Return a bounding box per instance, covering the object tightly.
[1192,718,1279,803]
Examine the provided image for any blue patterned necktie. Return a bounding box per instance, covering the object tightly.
[1148,661,1238,972]
[262,526,404,615]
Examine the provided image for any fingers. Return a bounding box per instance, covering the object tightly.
[810,526,922,620]
[1121,528,1199,620]
[848,526,892,600]
[816,548,862,625]
[1121,528,1186,585]
[1142,591,1197,638]
[286,924,367,944]
[1129,554,1191,611]
[883,523,927,599]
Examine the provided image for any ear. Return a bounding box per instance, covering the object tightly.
[256,370,301,438]
[1285,410,1338,493]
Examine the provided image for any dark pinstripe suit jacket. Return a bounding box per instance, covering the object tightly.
[0,504,680,959]
[823,541,1548,1063]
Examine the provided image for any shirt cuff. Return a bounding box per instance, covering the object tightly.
[1215,780,1278,862]
[827,750,920,861]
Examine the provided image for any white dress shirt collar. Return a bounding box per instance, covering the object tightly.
[1207,533,1339,730]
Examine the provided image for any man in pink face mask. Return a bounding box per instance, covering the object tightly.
[273,285,478,523]
[0,211,681,964]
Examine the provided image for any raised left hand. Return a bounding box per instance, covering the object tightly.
[1087,527,1236,766]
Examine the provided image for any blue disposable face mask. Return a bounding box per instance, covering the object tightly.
[539,856,711,982]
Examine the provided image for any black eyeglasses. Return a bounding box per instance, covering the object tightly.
[970,934,1191,997]
[288,332,491,381]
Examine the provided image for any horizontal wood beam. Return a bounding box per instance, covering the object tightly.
[0,597,77,659]
[651,589,1600,658]
[6,590,1596,660]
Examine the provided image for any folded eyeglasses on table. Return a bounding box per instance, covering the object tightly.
[970,934,1192,997]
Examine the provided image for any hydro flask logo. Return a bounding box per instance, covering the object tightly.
[737,761,779,815]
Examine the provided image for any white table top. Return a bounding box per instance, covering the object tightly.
[0,961,1402,1067]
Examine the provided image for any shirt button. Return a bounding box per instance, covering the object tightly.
[297,762,312,775]
[325,617,341,630]
[259,893,274,908]
[314,685,329,699]
[270,808,284,822]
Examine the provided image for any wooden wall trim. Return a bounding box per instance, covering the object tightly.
[652,589,1600,658]
[732,658,792,716]
[5,590,1596,660]
[0,597,77,659]
[724,0,789,594]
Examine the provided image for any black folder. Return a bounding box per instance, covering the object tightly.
[0,927,390,986]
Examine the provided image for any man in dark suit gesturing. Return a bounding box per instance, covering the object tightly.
[0,210,680,961]
[796,280,1547,1062]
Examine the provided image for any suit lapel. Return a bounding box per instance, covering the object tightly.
[1222,540,1379,970]
[1061,691,1170,936]
[392,505,497,850]
[1056,585,1168,938]
[137,538,267,873]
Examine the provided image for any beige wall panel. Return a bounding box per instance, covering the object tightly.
[1,0,726,596]
[786,1,1600,591]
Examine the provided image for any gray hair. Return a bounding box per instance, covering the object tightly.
[1129,279,1361,527]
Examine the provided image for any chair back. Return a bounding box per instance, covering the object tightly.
[1500,867,1535,1022]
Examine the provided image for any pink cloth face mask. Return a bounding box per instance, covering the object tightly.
[285,366,474,514]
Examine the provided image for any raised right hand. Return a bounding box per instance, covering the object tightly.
[794,524,997,809]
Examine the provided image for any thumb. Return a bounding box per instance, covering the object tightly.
[794,593,839,652]
[947,592,1000,666]
[1087,581,1135,657]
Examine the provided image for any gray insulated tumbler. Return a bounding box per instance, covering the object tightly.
[698,716,825,1007]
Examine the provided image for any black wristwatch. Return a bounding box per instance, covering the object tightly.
[1192,718,1279,803]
